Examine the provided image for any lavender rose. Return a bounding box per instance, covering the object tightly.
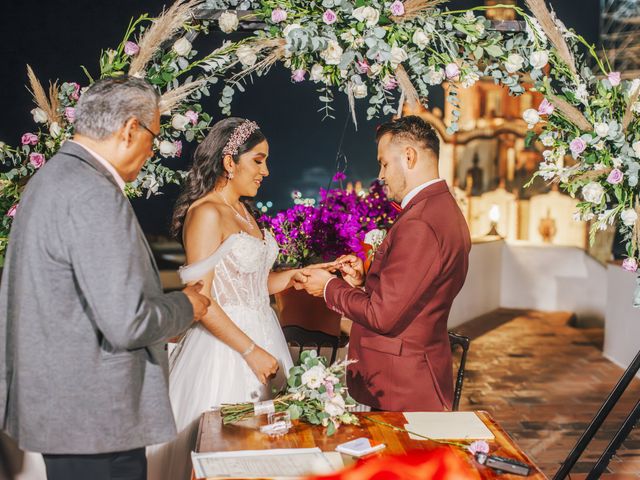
[389,0,405,16]
[65,107,76,123]
[569,137,587,157]
[271,8,287,23]
[607,168,624,185]
[323,9,337,25]
[445,63,460,80]
[623,258,638,272]
[607,71,621,87]
[185,110,199,125]
[291,69,306,83]
[124,41,140,56]
[29,152,45,169]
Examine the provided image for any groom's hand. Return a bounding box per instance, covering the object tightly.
[183,281,211,321]
[334,255,364,287]
[297,268,335,297]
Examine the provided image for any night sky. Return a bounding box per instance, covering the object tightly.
[0,0,599,236]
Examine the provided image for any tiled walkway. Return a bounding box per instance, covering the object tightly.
[455,309,640,479]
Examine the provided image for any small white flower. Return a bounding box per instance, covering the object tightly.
[219,11,239,33]
[412,29,430,49]
[461,70,480,88]
[283,23,303,37]
[351,82,367,99]
[594,122,610,138]
[504,53,525,73]
[310,64,325,82]
[523,108,540,128]
[352,6,380,27]
[582,182,605,204]
[323,394,346,417]
[540,132,555,147]
[236,45,257,67]
[159,140,178,157]
[171,113,190,131]
[320,40,343,65]
[424,66,445,85]
[593,140,606,151]
[340,29,356,44]
[389,46,408,68]
[31,107,48,124]
[172,37,192,57]
[613,156,623,168]
[621,208,638,227]
[301,365,326,389]
[368,63,383,77]
[575,83,588,103]
[632,140,640,157]
[49,122,62,138]
[530,50,549,70]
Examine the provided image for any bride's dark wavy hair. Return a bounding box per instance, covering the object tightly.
[171,117,266,240]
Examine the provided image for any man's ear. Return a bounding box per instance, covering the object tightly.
[120,117,138,147]
[405,146,418,169]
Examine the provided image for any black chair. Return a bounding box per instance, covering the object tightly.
[283,325,348,364]
[448,331,470,412]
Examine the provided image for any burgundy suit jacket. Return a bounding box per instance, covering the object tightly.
[325,181,471,411]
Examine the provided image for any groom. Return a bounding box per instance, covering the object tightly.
[297,116,471,411]
[0,77,210,480]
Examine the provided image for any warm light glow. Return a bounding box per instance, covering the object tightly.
[489,204,500,223]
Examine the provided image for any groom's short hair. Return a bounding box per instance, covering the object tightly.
[75,76,159,141]
[376,116,440,157]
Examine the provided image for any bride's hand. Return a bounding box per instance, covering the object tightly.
[244,346,279,385]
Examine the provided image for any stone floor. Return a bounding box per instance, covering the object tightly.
[454,309,640,479]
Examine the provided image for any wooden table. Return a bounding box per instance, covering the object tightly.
[194,410,547,479]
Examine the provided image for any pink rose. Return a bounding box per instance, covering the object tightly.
[383,75,398,90]
[185,110,199,125]
[324,380,335,398]
[21,133,38,146]
[607,168,624,184]
[6,204,18,218]
[623,258,638,272]
[175,140,183,158]
[29,152,45,169]
[323,9,338,25]
[65,107,76,123]
[356,60,370,74]
[124,41,140,56]
[69,82,81,101]
[607,71,621,87]
[390,0,405,16]
[468,440,490,455]
[569,137,587,157]
[537,98,554,115]
[291,69,306,83]
[445,63,460,80]
[271,8,287,23]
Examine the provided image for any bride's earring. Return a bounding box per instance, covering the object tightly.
[227,171,234,180]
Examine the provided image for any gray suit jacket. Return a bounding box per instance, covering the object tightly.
[0,141,194,454]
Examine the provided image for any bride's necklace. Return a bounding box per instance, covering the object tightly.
[220,193,255,230]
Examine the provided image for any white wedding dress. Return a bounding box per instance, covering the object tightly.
[146,230,294,480]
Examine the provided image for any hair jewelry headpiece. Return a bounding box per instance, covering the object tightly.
[222,120,260,157]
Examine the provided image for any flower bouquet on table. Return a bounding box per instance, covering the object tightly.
[221,351,359,436]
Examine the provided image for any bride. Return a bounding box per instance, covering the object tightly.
[147,118,301,480]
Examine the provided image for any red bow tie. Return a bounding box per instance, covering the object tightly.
[391,201,403,212]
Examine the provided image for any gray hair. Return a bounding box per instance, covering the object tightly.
[74,77,159,140]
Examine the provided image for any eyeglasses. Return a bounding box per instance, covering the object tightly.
[138,121,160,140]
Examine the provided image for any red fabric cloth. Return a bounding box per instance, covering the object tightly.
[305,447,476,480]
[325,181,471,411]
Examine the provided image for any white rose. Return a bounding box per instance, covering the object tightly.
[593,140,606,151]
[462,71,480,89]
[340,30,356,43]
[324,394,346,417]
[236,45,257,67]
[530,50,549,70]
[364,229,386,248]
[594,122,610,138]
[301,365,326,389]
[632,140,640,157]
[320,40,343,65]
[352,6,380,27]
[31,107,48,124]
[283,23,302,37]
[540,132,555,147]
[424,66,445,85]
[159,140,178,158]
[49,122,61,138]
[219,11,239,33]
[412,29,430,49]
[505,53,525,73]
[368,63,383,77]
[523,108,540,128]
[389,46,408,68]
[171,113,190,131]
[173,37,192,57]
[582,182,605,204]
[310,64,324,82]
[575,83,588,103]
[613,156,623,168]
[351,83,367,99]
[621,208,639,227]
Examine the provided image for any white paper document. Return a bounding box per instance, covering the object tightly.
[191,447,335,479]
[403,412,495,440]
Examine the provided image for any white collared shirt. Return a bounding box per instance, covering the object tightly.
[400,178,445,209]
[69,140,126,193]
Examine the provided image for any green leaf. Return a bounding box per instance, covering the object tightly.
[485,45,503,57]
[287,404,302,420]
[326,421,336,436]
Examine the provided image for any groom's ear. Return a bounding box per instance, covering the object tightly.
[405,146,418,169]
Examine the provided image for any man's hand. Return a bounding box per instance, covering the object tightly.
[295,268,335,297]
[334,254,365,287]
[183,281,211,320]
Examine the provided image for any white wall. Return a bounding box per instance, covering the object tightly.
[449,240,503,329]
[604,264,640,371]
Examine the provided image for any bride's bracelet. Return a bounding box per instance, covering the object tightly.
[241,342,256,357]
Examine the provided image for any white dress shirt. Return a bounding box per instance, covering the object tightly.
[400,178,445,209]
[68,140,126,193]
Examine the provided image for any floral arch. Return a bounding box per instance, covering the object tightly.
[1,0,640,295]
